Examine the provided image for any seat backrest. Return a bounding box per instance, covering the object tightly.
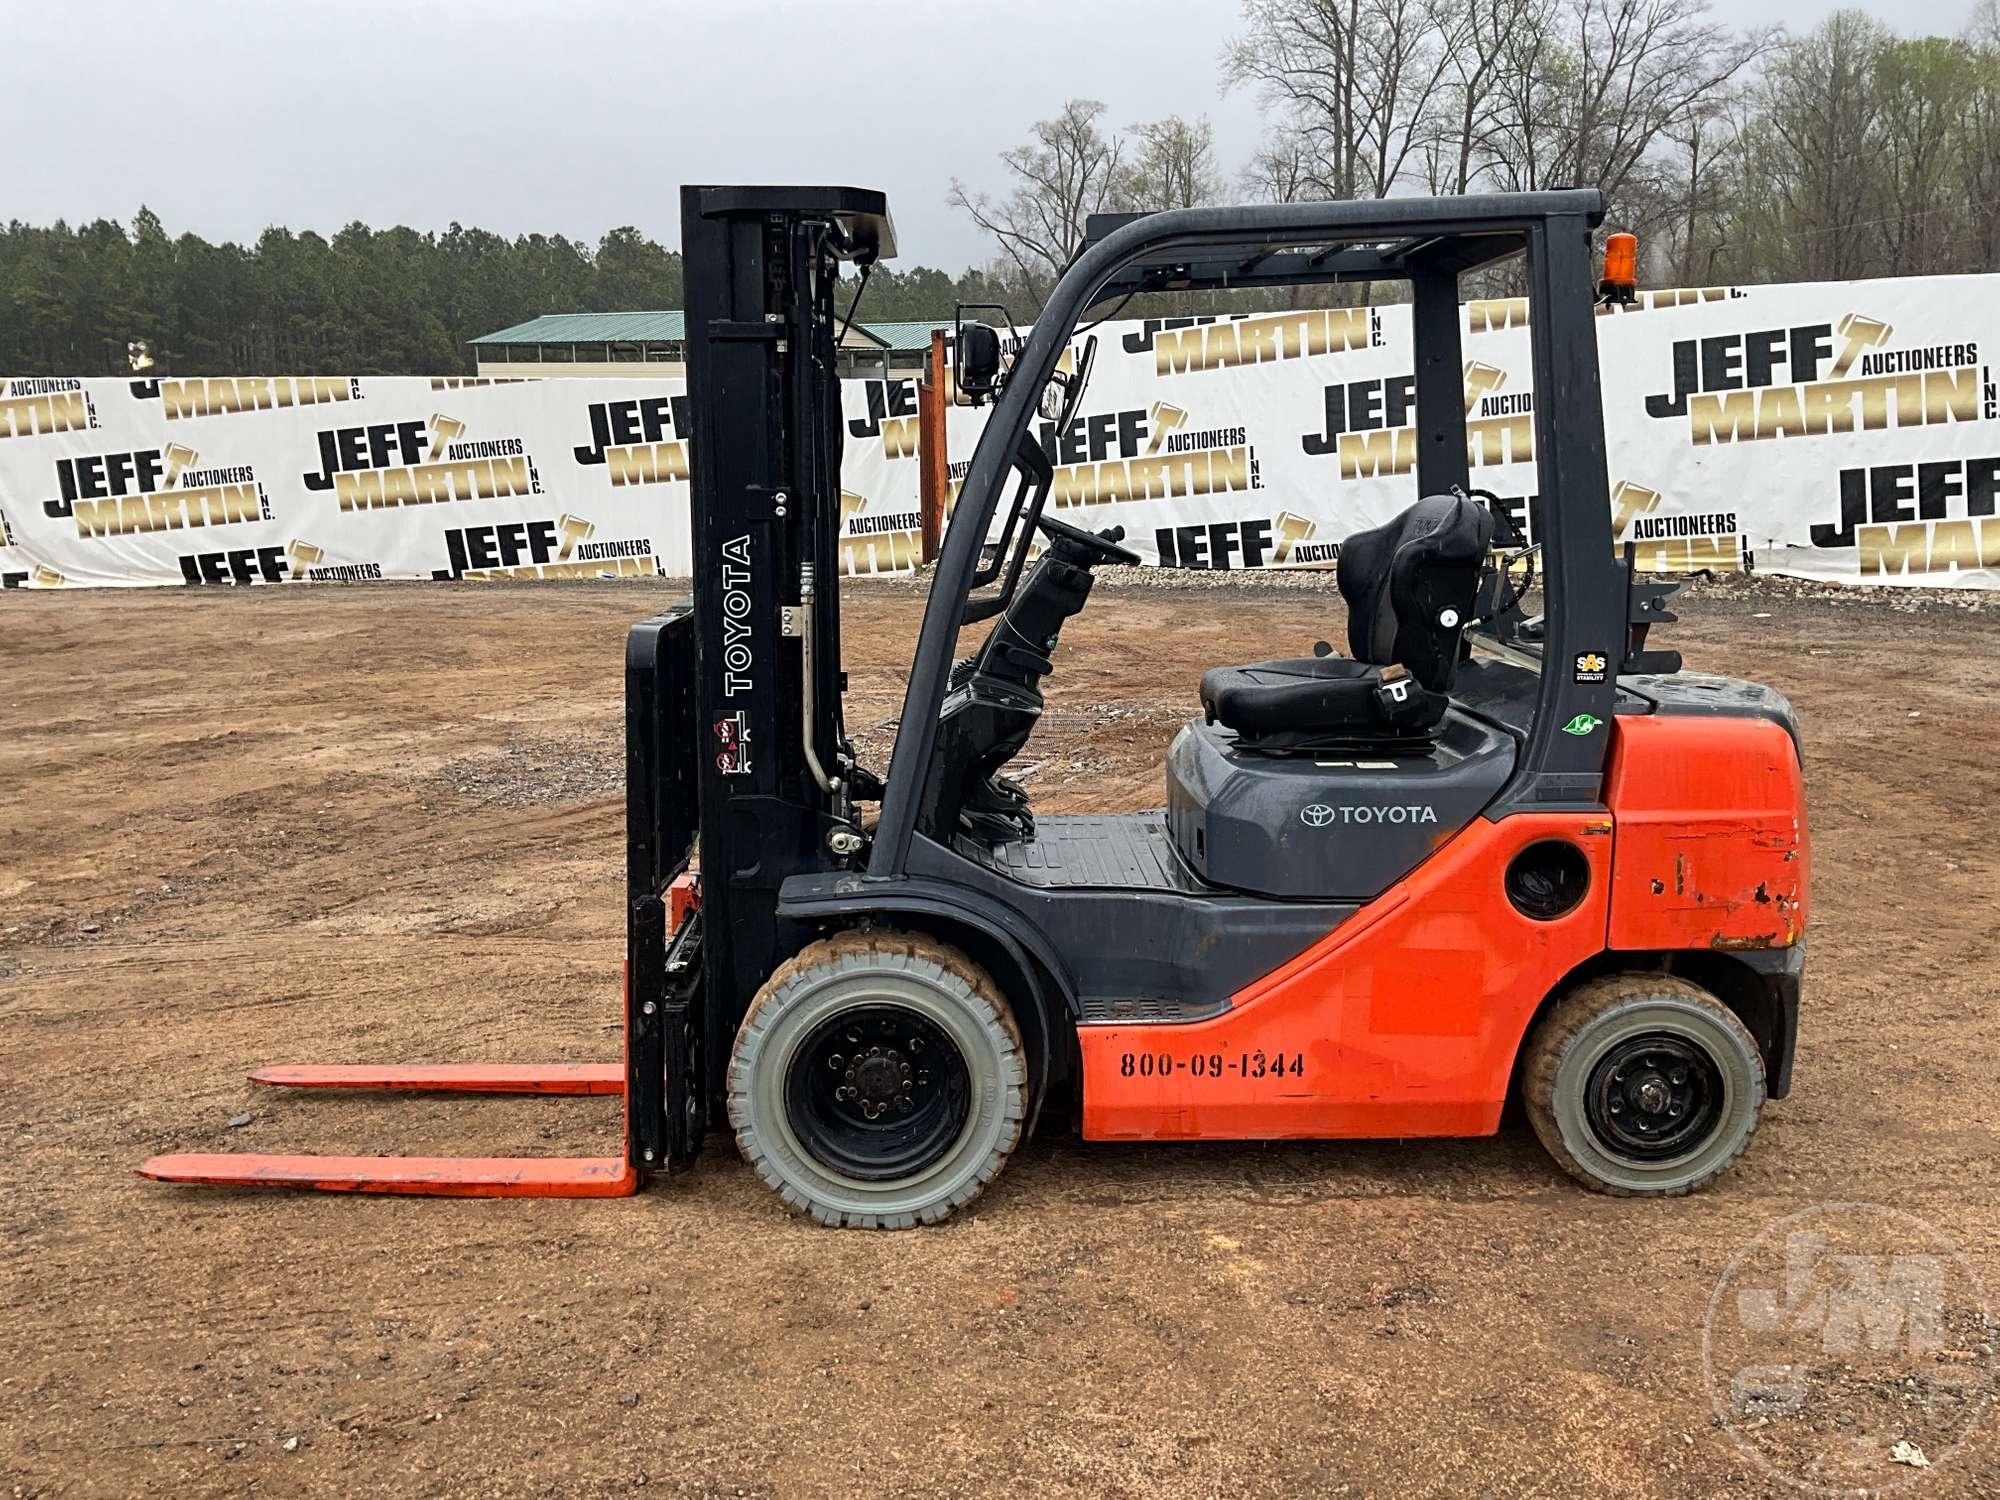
[1336,494,1494,691]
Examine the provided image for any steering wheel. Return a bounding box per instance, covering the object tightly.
[1460,485,1538,622]
[1460,485,1527,548]
[1035,512,1141,565]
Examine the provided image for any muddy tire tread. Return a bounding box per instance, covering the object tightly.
[727,929,1025,1230]
[1523,972,1765,1198]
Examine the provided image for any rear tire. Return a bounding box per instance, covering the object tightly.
[1524,972,1765,1197]
[726,930,1026,1229]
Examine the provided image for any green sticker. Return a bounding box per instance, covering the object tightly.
[1561,713,1603,736]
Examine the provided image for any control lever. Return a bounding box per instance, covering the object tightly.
[1035,511,1141,565]
[1621,541,1684,675]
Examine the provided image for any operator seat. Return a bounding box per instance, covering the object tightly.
[1199,493,1494,750]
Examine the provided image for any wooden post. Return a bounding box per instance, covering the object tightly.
[917,328,949,564]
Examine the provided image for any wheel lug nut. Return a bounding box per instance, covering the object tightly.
[828,1054,844,1070]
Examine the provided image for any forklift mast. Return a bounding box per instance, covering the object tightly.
[625,187,895,1168]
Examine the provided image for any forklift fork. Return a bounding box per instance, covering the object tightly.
[138,890,704,1199]
[246,1063,624,1095]
[137,988,642,1198]
[139,603,708,1200]
[138,1153,641,1198]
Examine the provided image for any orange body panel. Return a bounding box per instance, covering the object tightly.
[1078,708,1810,1145]
[1079,812,1615,1142]
[1602,714,1808,953]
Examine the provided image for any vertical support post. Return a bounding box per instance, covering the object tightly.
[1493,214,1620,814]
[917,328,949,564]
[1411,271,1469,499]
[624,602,699,1170]
[681,186,883,1106]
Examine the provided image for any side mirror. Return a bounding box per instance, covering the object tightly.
[1040,335,1098,426]
[957,323,1002,404]
[1038,375,1067,422]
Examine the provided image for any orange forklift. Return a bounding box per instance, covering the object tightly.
[143,185,1808,1226]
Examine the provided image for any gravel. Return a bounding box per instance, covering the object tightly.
[863,561,1991,613]
[432,732,624,808]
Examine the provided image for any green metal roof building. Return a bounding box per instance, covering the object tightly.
[470,311,951,378]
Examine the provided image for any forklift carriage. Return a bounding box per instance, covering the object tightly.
[143,185,1809,1226]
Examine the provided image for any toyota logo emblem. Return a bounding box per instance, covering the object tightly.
[1300,804,1335,827]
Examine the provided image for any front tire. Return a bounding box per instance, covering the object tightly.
[726,930,1026,1229]
[1524,973,1765,1196]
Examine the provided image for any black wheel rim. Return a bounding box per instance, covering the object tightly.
[1583,1031,1726,1162]
[785,1006,972,1182]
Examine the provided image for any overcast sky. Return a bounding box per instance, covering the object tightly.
[1,0,1976,276]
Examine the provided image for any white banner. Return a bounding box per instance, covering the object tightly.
[3,271,1994,590]
[0,376,694,588]
[972,272,1998,587]
[1596,277,1997,587]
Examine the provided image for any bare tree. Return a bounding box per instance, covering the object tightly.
[1226,0,1457,201]
[950,5,1999,302]
[1238,132,1317,202]
[1420,0,1550,195]
[1655,94,1745,284]
[1230,0,1774,281]
[947,100,1126,297]
[1970,0,2000,50]
[1961,12,2000,269]
[1122,116,1225,212]
[1871,37,1981,275]
[1482,0,1776,207]
[1731,10,1890,281]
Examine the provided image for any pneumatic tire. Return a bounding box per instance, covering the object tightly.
[1524,973,1765,1197]
[726,930,1026,1229]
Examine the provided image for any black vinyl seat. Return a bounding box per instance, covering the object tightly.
[1201,654,1420,742]
[1200,494,1494,750]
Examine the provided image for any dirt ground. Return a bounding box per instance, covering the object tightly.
[3,574,1997,1498]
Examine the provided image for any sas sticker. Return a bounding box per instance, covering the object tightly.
[1561,713,1603,736]
[1573,652,1608,684]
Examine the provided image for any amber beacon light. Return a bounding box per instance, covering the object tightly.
[1599,232,1639,304]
